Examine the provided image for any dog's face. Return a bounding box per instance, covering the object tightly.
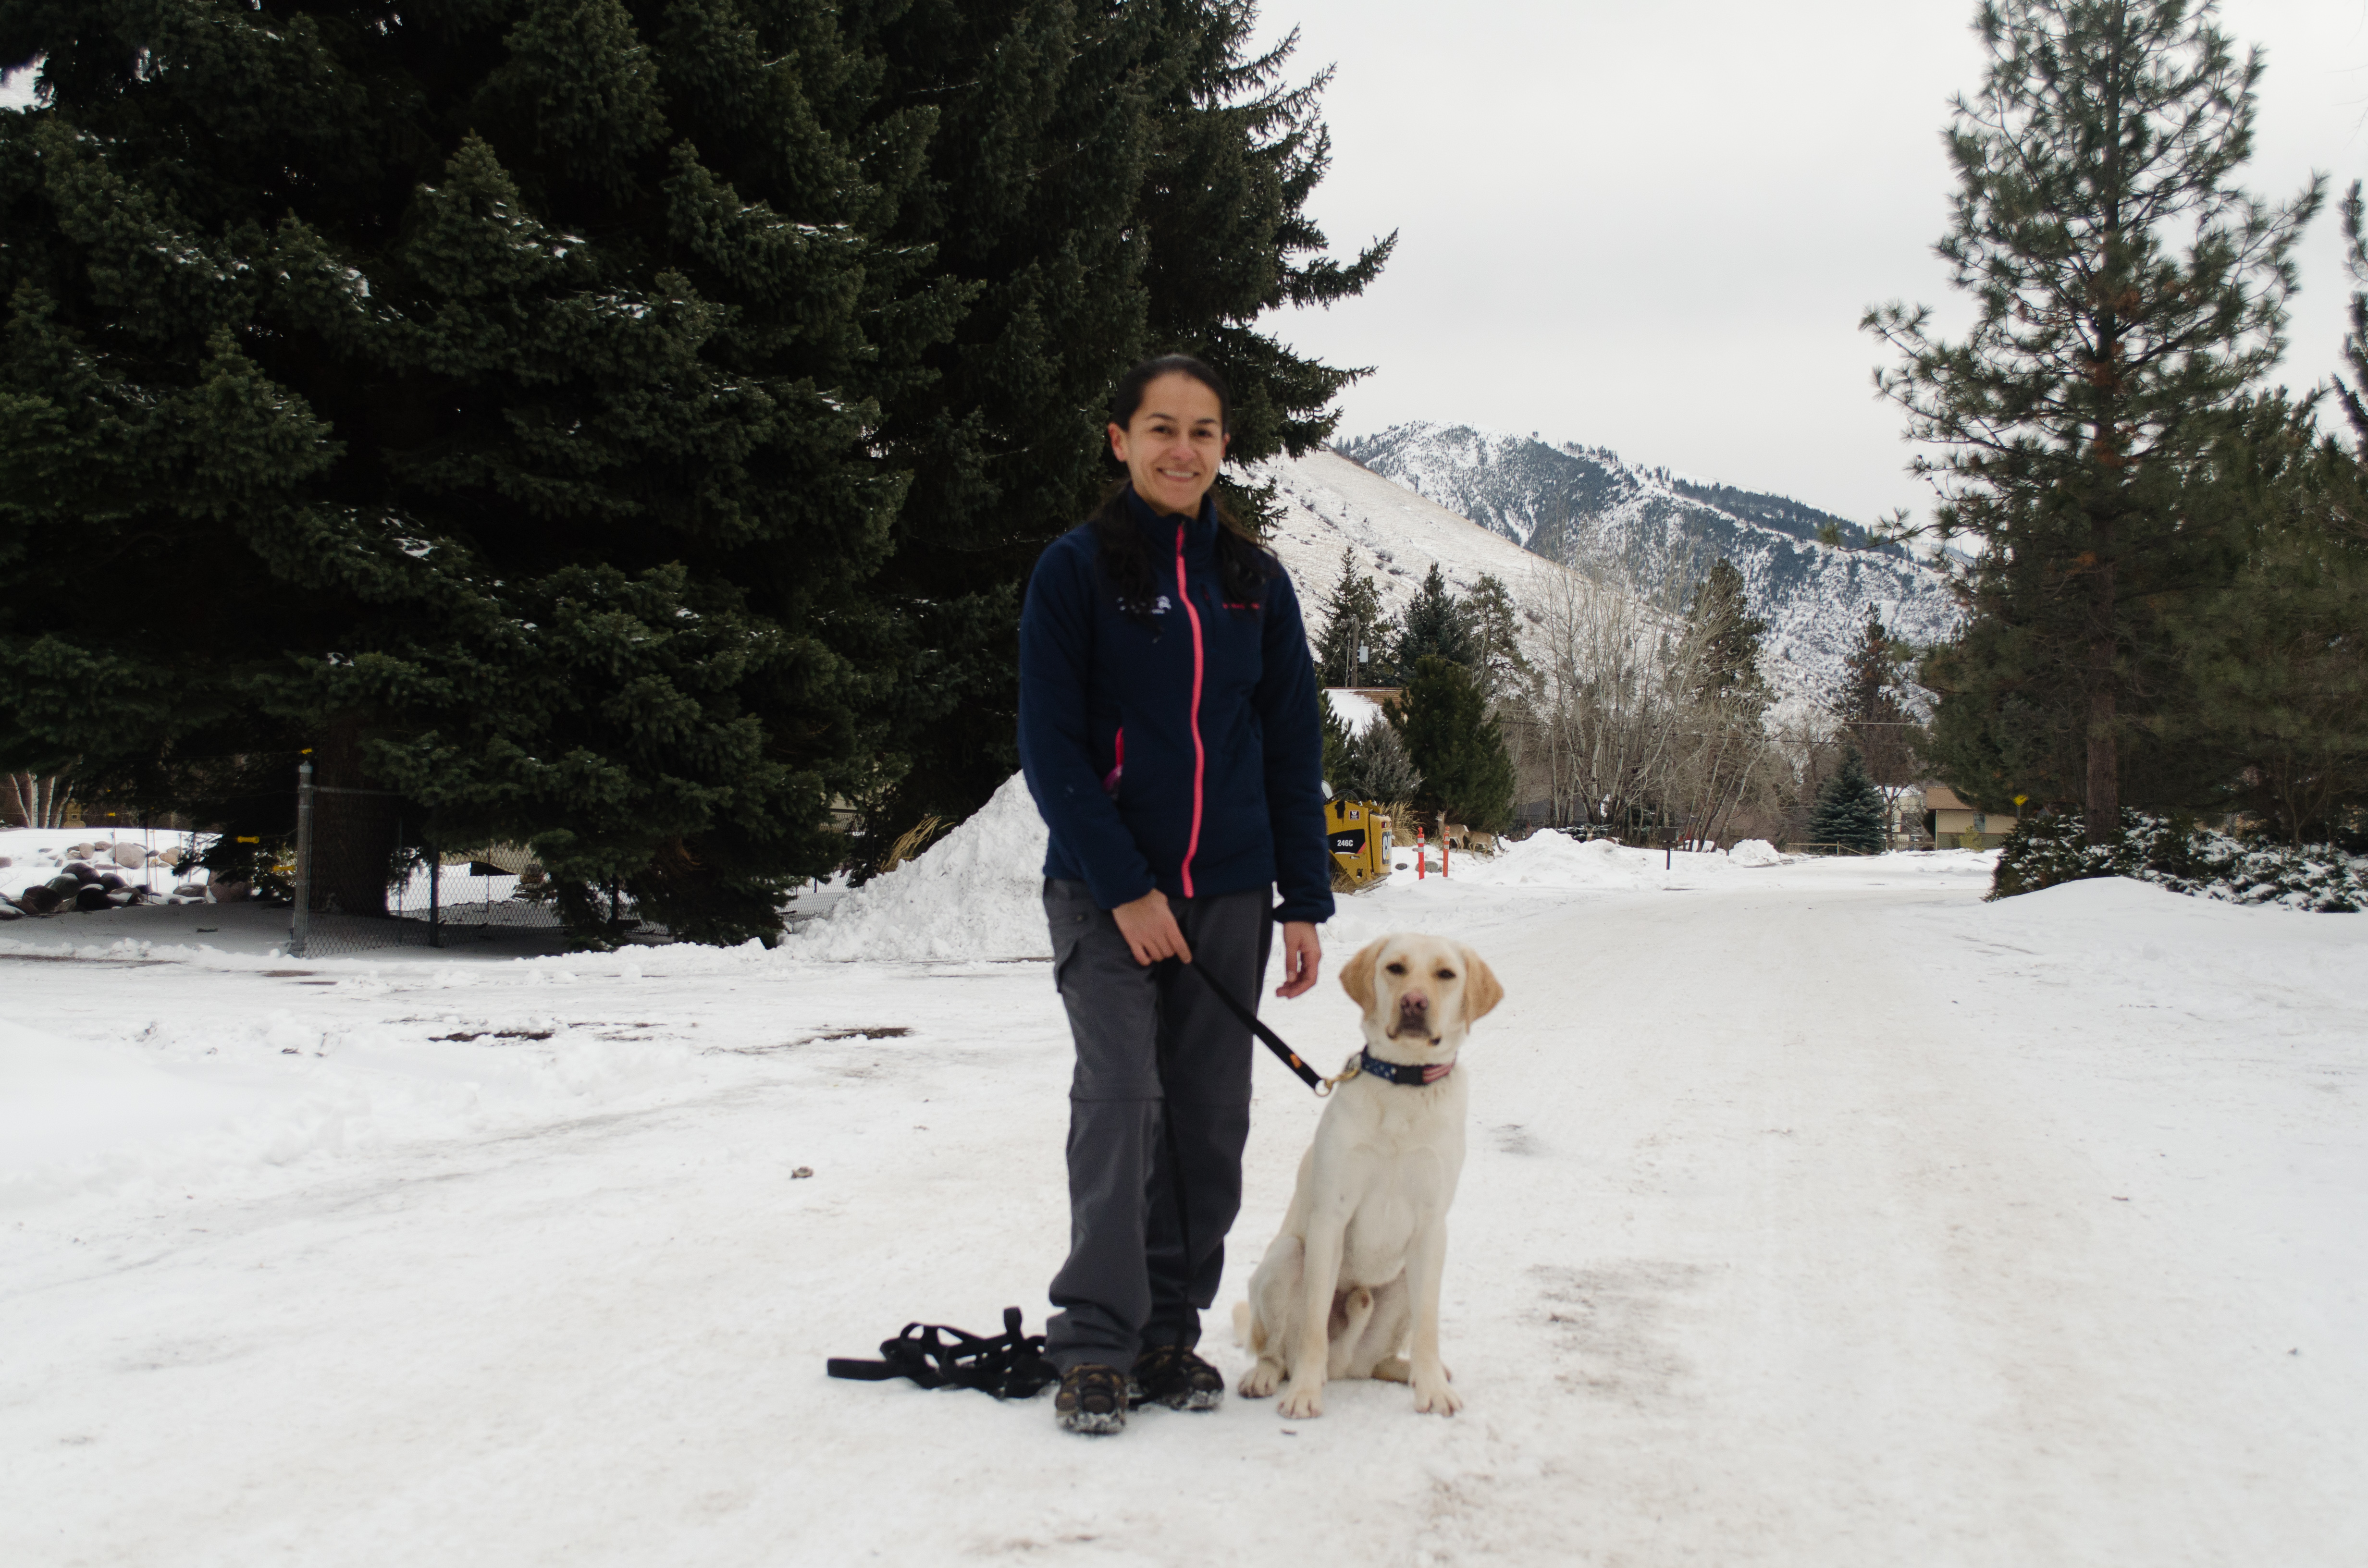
[1339,935,1503,1049]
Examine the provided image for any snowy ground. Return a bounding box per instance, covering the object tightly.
[4,829,2365,1565]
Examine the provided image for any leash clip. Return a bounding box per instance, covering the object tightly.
[1315,1054,1363,1098]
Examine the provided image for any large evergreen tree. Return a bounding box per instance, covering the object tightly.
[1866,0,2320,842]
[0,0,1390,943]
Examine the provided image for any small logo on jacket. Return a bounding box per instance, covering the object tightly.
[1152,594,1172,615]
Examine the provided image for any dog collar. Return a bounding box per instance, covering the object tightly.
[1354,1048,1454,1087]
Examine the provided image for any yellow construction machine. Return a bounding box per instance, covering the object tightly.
[1324,797,1392,886]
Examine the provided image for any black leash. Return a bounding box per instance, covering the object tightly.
[1175,957,1324,1094]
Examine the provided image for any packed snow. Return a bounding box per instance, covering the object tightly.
[788,771,1052,962]
[3,807,2364,1565]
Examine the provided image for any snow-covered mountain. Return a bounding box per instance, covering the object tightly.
[1332,422,1961,705]
[1251,446,1555,667]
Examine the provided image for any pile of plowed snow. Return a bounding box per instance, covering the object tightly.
[789,772,1052,962]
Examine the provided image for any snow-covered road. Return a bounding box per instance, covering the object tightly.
[4,852,2363,1566]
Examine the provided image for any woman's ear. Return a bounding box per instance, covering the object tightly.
[1109,422,1127,461]
[1340,939,1382,1013]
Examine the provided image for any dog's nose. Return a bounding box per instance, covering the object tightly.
[1399,989,1430,1015]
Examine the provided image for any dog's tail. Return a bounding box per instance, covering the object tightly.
[1231,1300,1255,1350]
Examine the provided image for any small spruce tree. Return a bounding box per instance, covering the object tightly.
[1348,717,1423,804]
[1312,550,1389,688]
[1389,564,1474,679]
[1809,747,1889,854]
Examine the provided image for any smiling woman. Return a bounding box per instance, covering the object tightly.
[1016,354,1335,1435]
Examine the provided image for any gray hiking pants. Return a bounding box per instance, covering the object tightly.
[1042,878,1273,1371]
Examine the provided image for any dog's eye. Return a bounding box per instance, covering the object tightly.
[1437,969,1456,981]
[1384,961,1407,975]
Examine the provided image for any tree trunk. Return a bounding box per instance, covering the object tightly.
[2084,524,2120,843]
[310,717,402,918]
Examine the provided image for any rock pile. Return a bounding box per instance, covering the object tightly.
[0,839,212,922]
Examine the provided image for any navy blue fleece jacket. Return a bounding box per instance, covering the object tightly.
[1018,489,1334,926]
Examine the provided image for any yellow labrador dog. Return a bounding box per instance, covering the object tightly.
[1233,934,1503,1418]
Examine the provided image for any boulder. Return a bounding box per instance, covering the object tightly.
[96,871,126,891]
[65,842,94,858]
[0,901,20,921]
[65,862,99,883]
[47,874,80,894]
[74,884,112,912]
[108,888,138,906]
[111,843,147,868]
[22,884,59,913]
[174,882,208,898]
[210,878,252,903]
[0,855,11,868]
[157,845,188,869]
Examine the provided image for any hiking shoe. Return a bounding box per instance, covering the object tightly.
[1054,1364,1129,1435]
[1131,1343,1224,1411]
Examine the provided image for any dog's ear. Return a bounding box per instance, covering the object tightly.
[1340,939,1383,1012]
[1459,946,1504,1021]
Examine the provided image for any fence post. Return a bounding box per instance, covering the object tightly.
[428,840,442,948]
[291,760,314,957]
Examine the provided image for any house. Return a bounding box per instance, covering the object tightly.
[1922,785,2017,849]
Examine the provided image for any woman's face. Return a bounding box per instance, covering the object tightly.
[1110,373,1228,517]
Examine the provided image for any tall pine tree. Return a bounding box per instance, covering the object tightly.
[1866,0,2319,842]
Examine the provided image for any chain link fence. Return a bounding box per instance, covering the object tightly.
[286,762,658,957]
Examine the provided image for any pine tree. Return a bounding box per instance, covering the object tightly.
[1349,718,1423,804]
[1686,558,1768,713]
[1389,655,1514,831]
[1866,0,2321,843]
[1461,573,1532,704]
[1831,612,1923,815]
[1389,564,1474,679]
[1312,549,1388,688]
[1319,690,1355,795]
[1809,747,1888,854]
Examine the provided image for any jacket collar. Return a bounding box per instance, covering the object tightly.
[1122,485,1219,551]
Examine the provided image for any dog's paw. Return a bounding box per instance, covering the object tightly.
[1276,1381,1326,1420]
[1238,1360,1283,1398]
[1369,1356,1411,1384]
[1412,1375,1463,1416]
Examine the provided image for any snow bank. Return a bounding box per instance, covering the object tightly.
[789,772,1051,961]
[1441,832,1711,890]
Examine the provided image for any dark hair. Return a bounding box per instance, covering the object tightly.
[1091,354,1277,620]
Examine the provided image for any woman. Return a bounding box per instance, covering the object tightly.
[1018,355,1333,1435]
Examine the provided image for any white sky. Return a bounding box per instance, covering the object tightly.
[1254,0,2368,526]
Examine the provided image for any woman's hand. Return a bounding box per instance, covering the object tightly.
[1273,921,1322,999]
[1112,889,1191,967]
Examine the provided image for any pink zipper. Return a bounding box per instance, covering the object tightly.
[1174,521,1206,897]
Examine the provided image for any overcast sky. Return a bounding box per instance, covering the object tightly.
[1253,0,2368,526]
